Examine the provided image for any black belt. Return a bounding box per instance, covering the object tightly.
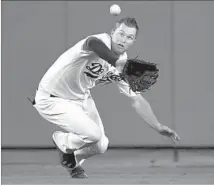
[28,94,58,105]
[50,94,58,98]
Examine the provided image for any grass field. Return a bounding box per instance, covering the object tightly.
[2,149,214,184]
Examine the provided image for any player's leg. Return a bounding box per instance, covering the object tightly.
[65,134,109,178]
[74,96,109,165]
[34,90,102,152]
[34,90,102,173]
[52,130,90,178]
[35,102,101,151]
[75,135,109,165]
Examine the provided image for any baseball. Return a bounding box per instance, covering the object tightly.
[110,4,121,16]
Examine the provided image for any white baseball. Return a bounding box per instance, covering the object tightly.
[110,4,121,16]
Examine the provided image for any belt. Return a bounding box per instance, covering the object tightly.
[28,94,57,105]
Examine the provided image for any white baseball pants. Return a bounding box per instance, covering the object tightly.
[33,89,109,165]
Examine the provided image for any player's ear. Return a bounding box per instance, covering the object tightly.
[134,31,138,42]
[132,35,137,43]
[110,29,115,36]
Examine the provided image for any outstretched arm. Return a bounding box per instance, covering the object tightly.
[131,94,180,142]
[131,94,162,131]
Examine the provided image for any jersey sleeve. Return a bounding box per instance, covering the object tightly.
[116,79,138,97]
[82,33,111,52]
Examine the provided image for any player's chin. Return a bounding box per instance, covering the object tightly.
[115,47,126,55]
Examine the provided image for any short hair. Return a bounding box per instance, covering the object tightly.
[115,17,139,37]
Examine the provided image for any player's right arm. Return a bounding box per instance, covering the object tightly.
[131,94,180,142]
[83,36,120,67]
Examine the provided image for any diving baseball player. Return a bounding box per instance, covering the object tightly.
[32,17,180,178]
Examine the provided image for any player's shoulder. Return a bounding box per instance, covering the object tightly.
[90,32,110,39]
[87,33,111,45]
[69,33,109,50]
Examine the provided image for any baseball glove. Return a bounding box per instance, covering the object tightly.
[121,58,159,92]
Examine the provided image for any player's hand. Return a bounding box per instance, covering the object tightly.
[158,125,180,143]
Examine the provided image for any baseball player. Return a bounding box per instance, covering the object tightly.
[32,17,180,178]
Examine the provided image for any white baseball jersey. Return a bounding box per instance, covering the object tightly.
[38,33,137,100]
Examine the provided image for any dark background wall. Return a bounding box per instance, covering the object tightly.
[2,1,214,147]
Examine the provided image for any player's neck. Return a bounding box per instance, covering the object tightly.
[111,48,120,57]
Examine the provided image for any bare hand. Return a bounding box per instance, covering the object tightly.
[159,125,180,143]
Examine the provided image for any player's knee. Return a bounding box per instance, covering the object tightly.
[87,127,102,144]
[98,136,109,154]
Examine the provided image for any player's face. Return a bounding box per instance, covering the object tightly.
[111,23,137,55]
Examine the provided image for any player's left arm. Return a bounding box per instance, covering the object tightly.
[130,94,180,142]
[83,36,120,67]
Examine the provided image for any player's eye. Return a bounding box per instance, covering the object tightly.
[119,32,125,37]
[127,36,134,40]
